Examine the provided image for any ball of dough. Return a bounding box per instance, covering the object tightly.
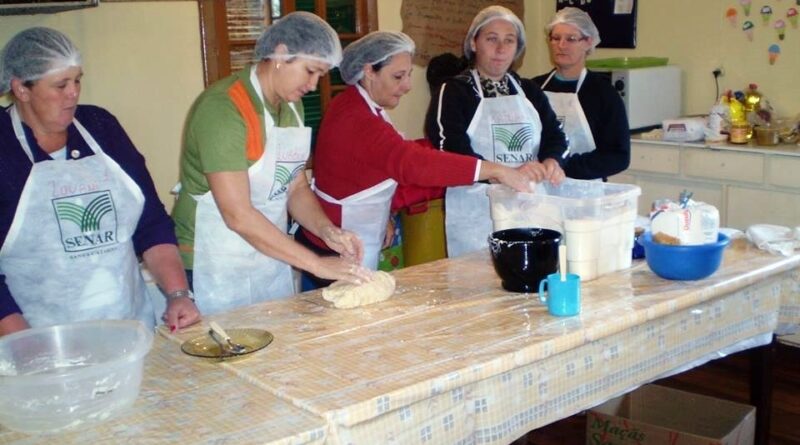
[322,271,396,309]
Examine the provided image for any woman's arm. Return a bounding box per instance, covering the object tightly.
[140,244,200,331]
[0,313,28,336]
[208,171,370,283]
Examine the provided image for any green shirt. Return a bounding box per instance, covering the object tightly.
[172,66,304,269]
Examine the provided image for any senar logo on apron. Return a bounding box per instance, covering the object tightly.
[492,122,535,163]
[52,190,119,253]
[269,162,305,200]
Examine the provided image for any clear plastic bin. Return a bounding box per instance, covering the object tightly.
[488,179,641,281]
[0,320,153,433]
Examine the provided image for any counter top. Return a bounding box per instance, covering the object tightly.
[168,239,798,443]
[632,134,800,156]
[3,239,798,444]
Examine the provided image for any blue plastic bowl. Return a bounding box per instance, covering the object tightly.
[638,232,730,280]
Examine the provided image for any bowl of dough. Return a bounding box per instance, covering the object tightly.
[638,231,731,280]
[0,320,153,433]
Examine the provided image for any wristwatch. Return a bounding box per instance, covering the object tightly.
[166,289,195,303]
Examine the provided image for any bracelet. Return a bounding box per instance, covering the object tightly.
[166,289,195,303]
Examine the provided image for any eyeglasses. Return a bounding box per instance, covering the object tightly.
[548,35,588,44]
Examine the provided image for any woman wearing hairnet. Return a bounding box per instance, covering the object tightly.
[424,6,568,258]
[296,31,538,284]
[172,12,371,315]
[0,27,200,335]
[533,7,630,180]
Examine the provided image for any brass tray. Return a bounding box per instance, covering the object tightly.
[181,328,273,360]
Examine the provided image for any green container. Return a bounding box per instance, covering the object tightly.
[378,214,404,271]
[586,57,669,69]
[378,245,404,271]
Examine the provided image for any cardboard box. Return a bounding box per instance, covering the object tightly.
[586,384,755,445]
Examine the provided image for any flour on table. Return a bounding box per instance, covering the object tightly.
[322,271,396,309]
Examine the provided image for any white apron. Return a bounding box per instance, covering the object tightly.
[540,69,596,155]
[0,106,153,329]
[445,70,542,258]
[193,66,310,315]
[314,84,398,270]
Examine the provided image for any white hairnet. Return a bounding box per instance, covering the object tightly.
[463,6,526,62]
[340,31,415,85]
[0,27,81,95]
[254,11,342,67]
[546,7,601,53]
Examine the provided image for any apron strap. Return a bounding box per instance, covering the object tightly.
[540,68,587,92]
[8,106,34,162]
[228,79,265,161]
[315,178,398,205]
[10,104,101,162]
[250,64,305,129]
[355,83,395,127]
[469,70,485,99]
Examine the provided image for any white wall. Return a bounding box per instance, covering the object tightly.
[381,0,799,136]
[0,2,205,207]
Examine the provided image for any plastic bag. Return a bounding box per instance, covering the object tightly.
[745,224,800,256]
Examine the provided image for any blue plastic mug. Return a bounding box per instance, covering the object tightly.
[538,273,581,316]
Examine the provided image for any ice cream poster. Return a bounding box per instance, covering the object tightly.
[726,2,796,65]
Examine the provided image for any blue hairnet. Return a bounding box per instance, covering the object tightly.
[340,31,415,85]
[254,11,342,67]
[463,6,526,62]
[0,27,81,95]
[546,7,601,53]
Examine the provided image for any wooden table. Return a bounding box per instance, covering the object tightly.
[4,238,798,444]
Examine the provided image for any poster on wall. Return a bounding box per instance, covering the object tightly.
[401,0,524,66]
[725,2,797,66]
[0,0,98,15]
[556,0,638,48]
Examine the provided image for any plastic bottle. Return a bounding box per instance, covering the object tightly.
[726,92,751,142]
[728,95,746,125]
[705,98,728,142]
[743,83,762,113]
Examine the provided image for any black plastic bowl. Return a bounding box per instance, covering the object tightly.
[488,228,562,293]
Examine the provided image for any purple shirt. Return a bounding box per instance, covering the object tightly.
[0,105,177,320]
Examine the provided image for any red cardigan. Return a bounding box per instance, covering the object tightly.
[303,85,478,250]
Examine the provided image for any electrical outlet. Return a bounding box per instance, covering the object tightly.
[712,66,725,77]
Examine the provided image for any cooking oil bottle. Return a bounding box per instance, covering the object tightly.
[726,92,750,143]
[727,94,746,125]
[744,83,762,120]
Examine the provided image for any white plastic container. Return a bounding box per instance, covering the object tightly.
[0,320,153,433]
[489,179,641,281]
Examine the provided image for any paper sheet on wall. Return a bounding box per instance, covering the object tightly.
[614,0,634,15]
[401,0,524,66]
